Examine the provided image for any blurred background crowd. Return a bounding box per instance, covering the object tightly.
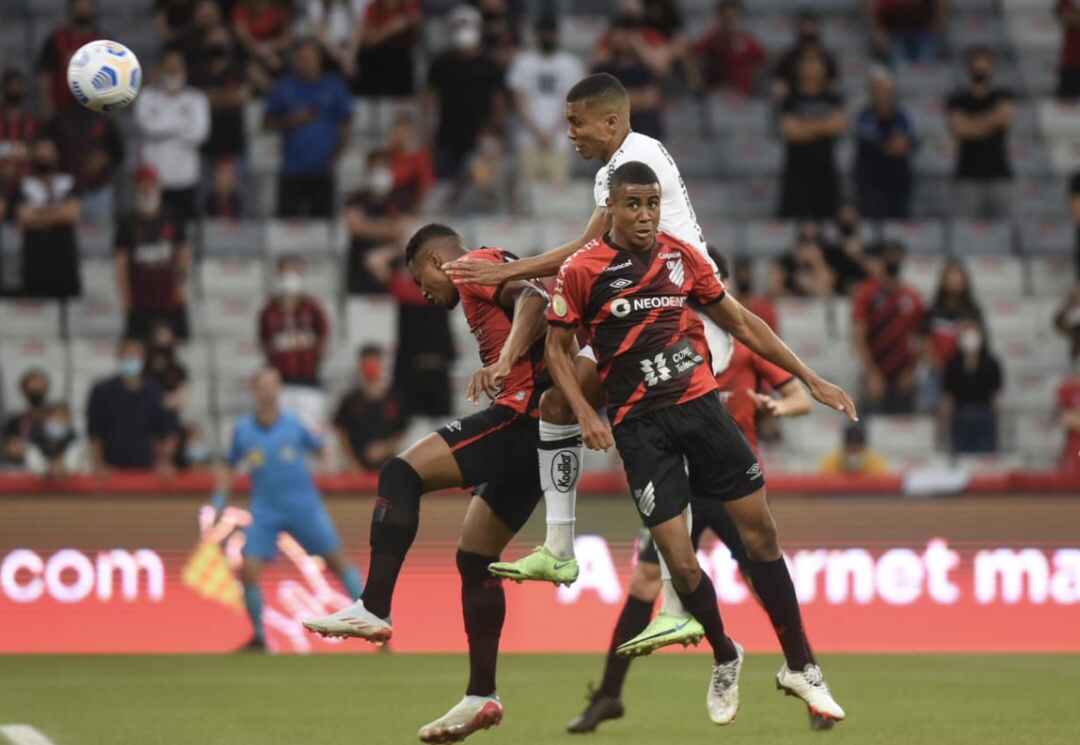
[1,0,1080,479]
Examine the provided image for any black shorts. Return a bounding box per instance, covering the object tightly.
[613,391,764,527]
[636,497,752,575]
[125,306,190,342]
[438,405,543,532]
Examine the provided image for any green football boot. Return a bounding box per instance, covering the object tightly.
[615,609,705,657]
[487,546,579,586]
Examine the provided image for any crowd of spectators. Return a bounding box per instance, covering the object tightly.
[2,0,1080,475]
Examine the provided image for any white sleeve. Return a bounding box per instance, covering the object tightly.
[179,91,211,146]
[506,55,529,94]
[594,168,608,209]
[134,91,182,138]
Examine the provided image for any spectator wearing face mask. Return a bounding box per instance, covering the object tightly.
[36,0,105,120]
[134,49,211,224]
[730,255,778,331]
[344,150,410,295]
[258,255,331,424]
[770,232,838,299]
[191,24,249,187]
[851,241,925,414]
[507,16,584,185]
[1,369,51,467]
[176,422,213,470]
[333,345,408,470]
[14,137,82,299]
[384,115,435,213]
[0,71,41,212]
[940,317,1003,456]
[920,259,983,411]
[114,166,191,342]
[26,401,82,477]
[44,94,125,225]
[424,5,506,181]
[819,422,891,475]
[143,321,190,438]
[202,157,245,218]
[87,337,175,478]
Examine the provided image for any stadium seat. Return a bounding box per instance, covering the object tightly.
[215,374,254,416]
[704,94,770,135]
[894,63,958,98]
[199,257,265,298]
[0,299,61,338]
[560,15,608,56]
[68,338,122,375]
[199,295,261,339]
[1002,371,1062,412]
[984,298,1040,340]
[465,217,542,256]
[1012,414,1065,466]
[819,15,864,53]
[1028,256,1075,296]
[742,219,795,257]
[664,99,706,138]
[1018,220,1073,256]
[80,259,115,296]
[265,220,333,256]
[180,340,212,377]
[1015,177,1069,219]
[201,220,266,256]
[744,15,792,52]
[867,416,936,458]
[186,380,213,422]
[305,259,341,301]
[774,298,829,343]
[732,177,779,218]
[345,296,397,350]
[882,219,946,255]
[684,181,734,218]
[248,134,281,174]
[1009,139,1051,177]
[906,98,948,140]
[526,180,595,221]
[66,295,123,338]
[667,139,723,178]
[537,217,585,254]
[1017,52,1057,97]
[948,16,1006,49]
[0,338,66,407]
[902,255,945,299]
[949,219,1013,256]
[77,224,114,258]
[243,100,264,138]
[211,338,263,374]
[965,256,1025,300]
[696,217,739,256]
[913,138,956,177]
[720,135,782,176]
[783,414,846,459]
[1006,11,1061,51]
[1002,0,1056,10]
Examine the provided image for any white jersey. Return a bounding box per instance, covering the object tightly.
[593,131,709,260]
[507,50,585,149]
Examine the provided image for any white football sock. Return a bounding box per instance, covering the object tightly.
[538,420,582,560]
[659,507,693,617]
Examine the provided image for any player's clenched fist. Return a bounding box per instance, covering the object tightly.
[579,411,615,452]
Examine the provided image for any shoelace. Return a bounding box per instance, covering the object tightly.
[711,661,739,695]
[802,665,832,694]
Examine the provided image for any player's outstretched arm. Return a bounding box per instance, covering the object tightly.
[210,461,235,521]
[443,207,610,286]
[545,325,614,451]
[704,294,858,421]
[467,282,550,404]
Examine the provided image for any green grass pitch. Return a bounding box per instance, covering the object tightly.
[1,653,1077,745]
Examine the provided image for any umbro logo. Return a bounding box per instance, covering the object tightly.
[633,481,656,517]
[746,462,762,480]
[610,278,633,290]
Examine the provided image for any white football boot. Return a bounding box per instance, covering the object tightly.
[776,663,846,723]
[301,600,392,643]
[706,640,744,725]
[418,695,503,743]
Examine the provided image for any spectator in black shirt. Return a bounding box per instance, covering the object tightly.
[854,67,918,219]
[143,321,190,438]
[778,49,846,220]
[114,165,191,341]
[202,157,245,218]
[344,150,410,295]
[333,345,408,470]
[26,401,81,477]
[14,137,81,299]
[771,10,839,103]
[946,46,1016,219]
[1,369,51,467]
[154,0,198,47]
[354,0,423,97]
[920,258,983,411]
[424,5,506,181]
[45,103,125,225]
[87,338,174,477]
[192,24,249,179]
[36,0,104,120]
[592,16,664,140]
[941,317,1003,455]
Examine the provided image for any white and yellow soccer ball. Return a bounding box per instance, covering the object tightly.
[67,40,142,112]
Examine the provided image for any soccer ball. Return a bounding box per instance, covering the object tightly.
[67,40,142,112]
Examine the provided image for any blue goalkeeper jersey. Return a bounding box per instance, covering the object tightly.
[228,411,323,511]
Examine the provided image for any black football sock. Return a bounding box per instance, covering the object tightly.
[597,594,654,698]
[458,550,506,698]
[747,557,813,670]
[675,574,738,663]
[360,457,423,620]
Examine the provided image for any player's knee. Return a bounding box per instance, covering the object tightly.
[457,549,501,587]
[371,457,424,556]
[629,562,663,600]
[377,457,423,505]
[539,388,576,425]
[665,553,702,590]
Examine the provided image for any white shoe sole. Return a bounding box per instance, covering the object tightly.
[776,678,845,722]
[418,701,503,743]
[301,617,392,644]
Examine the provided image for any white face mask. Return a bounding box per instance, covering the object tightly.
[135,192,160,215]
[367,168,394,195]
[452,24,480,51]
[279,271,304,295]
[162,73,186,92]
[958,329,982,353]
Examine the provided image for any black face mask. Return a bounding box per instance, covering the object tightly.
[33,159,57,175]
[883,259,902,278]
[4,89,25,106]
[206,46,229,58]
[734,279,753,296]
[72,13,97,27]
[25,391,46,408]
[538,39,557,53]
[799,31,819,44]
[837,222,857,238]
[970,71,989,84]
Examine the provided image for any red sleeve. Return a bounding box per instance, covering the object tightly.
[852,282,872,322]
[753,352,795,391]
[693,30,717,54]
[680,240,725,305]
[550,256,586,328]
[747,34,766,63]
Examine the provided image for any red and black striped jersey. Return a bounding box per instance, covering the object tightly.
[458,247,550,416]
[550,232,725,426]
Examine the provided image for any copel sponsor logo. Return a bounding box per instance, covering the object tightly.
[610,295,686,318]
[1,548,164,603]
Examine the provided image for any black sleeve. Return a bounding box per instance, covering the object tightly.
[86,384,106,438]
[332,394,350,429]
[427,54,445,90]
[104,118,126,174]
[388,389,408,431]
[1071,172,1080,196]
[37,33,58,72]
[943,358,960,395]
[114,217,132,254]
[989,357,1003,394]
[150,387,171,439]
[1,415,21,440]
[173,214,187,243]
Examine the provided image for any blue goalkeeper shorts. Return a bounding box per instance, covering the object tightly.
[242,500,342,560]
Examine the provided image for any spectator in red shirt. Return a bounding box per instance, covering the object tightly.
[258,255,330,424]
[36,0,105,120]
[355,0,423,97]
[232,0,293,94]
[114,166,192,342]
[1058,1,1080,99]
[731,254,778,332]
[861,0,949,65]
[1058,364,1080,471]
[694,0,767,96]
[385,115,434,212]
[851,240,925,414]
[0,71,40,212]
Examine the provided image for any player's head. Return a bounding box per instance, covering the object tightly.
[707,245,730,282]
[251,367,283,410]
[277,254,307,297]
[564,73,630,161]
[718,0,744,25]
[966,44,994,82]
[404,223,466,309]
[2,69,26,107]
[934,258,975,309]
[606,161,661,251]
[873,239,906,282]
[133,164,161,216]
[366,149,395,196]
[31,136,59,174]
[158,47,187,92]
[535,15,560,53]
[69,0,96,27]
[19,368,50,407]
